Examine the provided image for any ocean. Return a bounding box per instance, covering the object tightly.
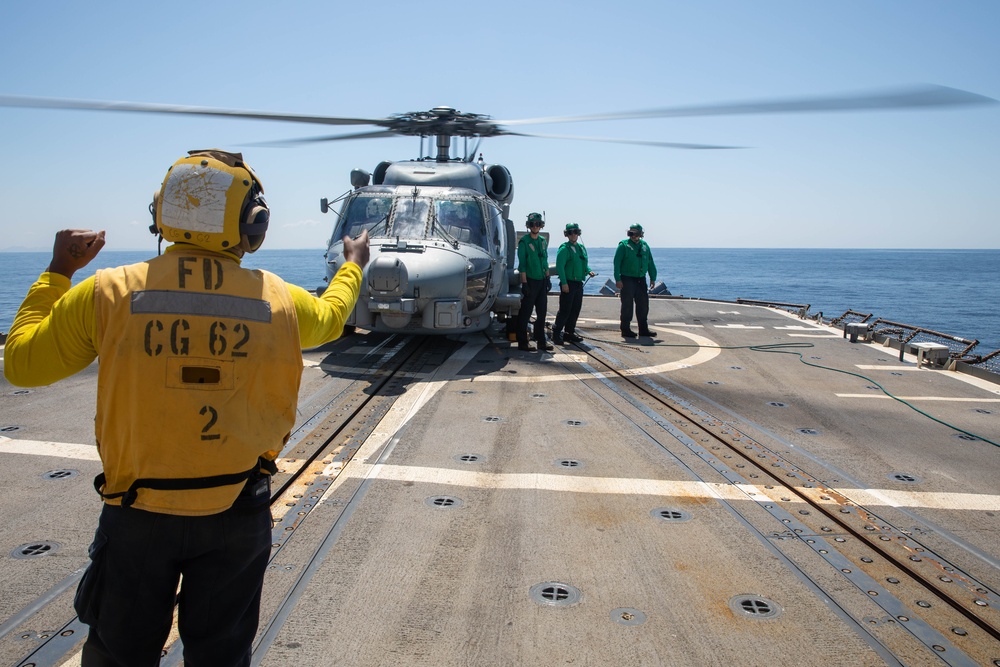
[2,248,998,354]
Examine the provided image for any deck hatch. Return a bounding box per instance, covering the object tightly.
[651,508,692,522]
[729,595,781,619]
[12,541,61,559]
[41,469,79,480]
[425,495,463,508]
[530,582,581,607]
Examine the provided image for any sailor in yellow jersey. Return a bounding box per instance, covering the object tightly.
[4,149,370,667]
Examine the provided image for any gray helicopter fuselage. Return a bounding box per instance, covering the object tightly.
[324,160,520,334]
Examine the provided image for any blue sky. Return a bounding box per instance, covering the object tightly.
[1,1,997,250]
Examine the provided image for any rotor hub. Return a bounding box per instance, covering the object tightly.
[385,109,501,138]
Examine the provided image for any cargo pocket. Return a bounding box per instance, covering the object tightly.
[74,527,108,626]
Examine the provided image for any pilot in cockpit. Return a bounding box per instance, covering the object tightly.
[439,201,483,246]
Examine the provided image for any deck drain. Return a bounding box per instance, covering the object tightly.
[555,459,583,469]
[888,472,922,484]
[973,408,993,415]
[481,416,503,423]
[651,507,692,523]
[454,454,484,464]
[425,496,463,509]
[1,426,22,433]
[529,582,581,607]
[729,595,781,619]
[610,608,646,626]
[953,433,980,442]
[41,469,79,480]
[12,542,61,559]
[796,428,820,436]
[767,402,787,408]
[531,393,547,399]
[563,419,586,427]
[457,389,476,395]
[11,389,32,395]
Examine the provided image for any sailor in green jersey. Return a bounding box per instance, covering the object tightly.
[613,223,658,338]
[515,212,554,351]
[551,223,595,344]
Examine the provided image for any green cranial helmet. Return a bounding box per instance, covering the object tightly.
[628,223,644,238]
[564,222,582,237]
[526,212,544,228]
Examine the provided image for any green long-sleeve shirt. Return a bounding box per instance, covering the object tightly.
[555,241,591,284]
[613,239,657,283]
[517,233,549,280]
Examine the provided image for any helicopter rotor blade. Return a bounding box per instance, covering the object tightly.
[244,130,401,147]
[497,85,998,127]
[501,131,743,150]
[0,95,385,127]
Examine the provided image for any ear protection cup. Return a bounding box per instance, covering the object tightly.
[238,187,270,253]
[148,191,160,236]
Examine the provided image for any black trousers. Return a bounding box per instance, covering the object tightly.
[619,276,650,333]
[517,277,549,343]
[77,498,271,667]
[553,281,584,335]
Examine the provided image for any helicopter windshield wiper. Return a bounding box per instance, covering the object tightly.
[430,218,461,248]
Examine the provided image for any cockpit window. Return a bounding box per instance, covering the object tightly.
[341,196,391,239]
[338,194,490,250]
[391,198,430,237]
[433,200,487,249]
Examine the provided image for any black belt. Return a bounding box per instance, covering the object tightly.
[94,457,278,508]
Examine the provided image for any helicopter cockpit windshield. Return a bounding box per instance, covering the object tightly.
[433,199,487,249]
[341,195,392,239]
[339,194,491,251]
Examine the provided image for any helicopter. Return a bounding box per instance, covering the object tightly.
[0,86,995,335]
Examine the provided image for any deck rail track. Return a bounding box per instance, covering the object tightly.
[5,333,449,667]
[570,339,1000,666]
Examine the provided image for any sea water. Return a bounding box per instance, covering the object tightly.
[2,248,998,353]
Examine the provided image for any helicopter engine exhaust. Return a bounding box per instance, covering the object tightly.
[484,165,513,202]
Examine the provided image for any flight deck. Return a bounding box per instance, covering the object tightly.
[1,295,998,666]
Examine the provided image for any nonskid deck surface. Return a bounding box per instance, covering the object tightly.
[1,296,998,666]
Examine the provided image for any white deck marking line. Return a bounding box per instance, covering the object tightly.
[472,328,722,383]
[787,333,842,338]
[856,365,1000,394]
[712,324,765,329]
[321,340,487,482]
[368,464,1000,511]
[836,394,1000,402]
[0,436,101,460]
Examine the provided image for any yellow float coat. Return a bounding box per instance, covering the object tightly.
[5,245,363,515]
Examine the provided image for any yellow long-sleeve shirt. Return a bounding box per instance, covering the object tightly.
[4,246,363,387]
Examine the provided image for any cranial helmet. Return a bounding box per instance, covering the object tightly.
[628,223,644,238]
[564,222,582,237]
[526,212,544,228]
[151,149,269,254]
